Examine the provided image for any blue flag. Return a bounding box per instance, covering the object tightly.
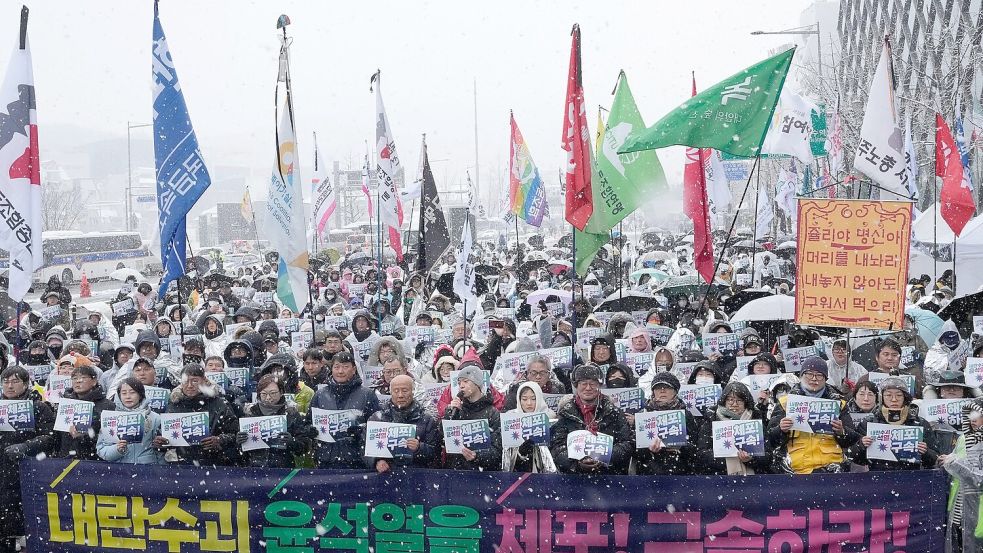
[152,1,211,299]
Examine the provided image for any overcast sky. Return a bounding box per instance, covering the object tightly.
[0,0,822,207]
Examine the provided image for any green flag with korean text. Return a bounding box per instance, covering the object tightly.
[619,48,795,158]
[575,72,667,275]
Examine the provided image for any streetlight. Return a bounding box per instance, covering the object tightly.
[126,121,152,232]
[751,23,822,80]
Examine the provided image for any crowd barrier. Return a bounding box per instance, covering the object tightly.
[21,459,946,552]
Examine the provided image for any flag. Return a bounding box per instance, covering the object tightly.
[263,31,309,313]
[619,48,795,158]
[417,139,450,273]
[152,1,211,300]
[561,24,593,231]
[453,219,479,317]
[509,114,547,227]
[310,133,336,237]
[826,99,844,177]
[361,152,373,214]
[704,148,731,226]
[761,88,819,163]
[853,39,912,199]
[937,113,975,236]
[0,8,41,303]
[466,172,485,218]
[682,76,715,283]
[371,71,405,262]
[903,121,919,201]
[955,105,975,195]
[575,71,668,275]
[755,183,774,240]
[775,165,798,229]
[240,187,253,223]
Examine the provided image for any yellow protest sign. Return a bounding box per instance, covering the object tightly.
[795,199,912,330]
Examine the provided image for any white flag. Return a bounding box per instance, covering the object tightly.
[755,184,774,241]
[853,40,912,199]
[826,100,844,178]
[453,221,479,317]
[372,71,405,261]
[703,148,731,227]
[310,135,336,237]
[0,14,43,302]
[775,167,797,217]
[761,89,819,164]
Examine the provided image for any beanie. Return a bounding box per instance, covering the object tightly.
[799,356,828,378]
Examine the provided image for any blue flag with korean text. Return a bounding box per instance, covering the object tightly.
[152,1,211,299]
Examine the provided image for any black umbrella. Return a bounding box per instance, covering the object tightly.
[723,289,774,315]
[188,256,210,275]
[204,273,235,289]
[518,259,547,276]
[474,264,499,277]
[595,291,661,313]
[434,272,488,299]
[938,290,983,337]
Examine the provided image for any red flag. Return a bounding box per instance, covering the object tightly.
[936,113,975,236]
[685,75,714,284]
[561,24,593,231]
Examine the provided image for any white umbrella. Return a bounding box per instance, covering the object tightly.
[730,295,795,322]
[525,288,572,306]
[110,268,145,283]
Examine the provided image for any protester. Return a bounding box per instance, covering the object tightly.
[96,377,163,465]
[501,381,558,473]
[696,382,771,475]
[442,360,502,471]
[634,372,697,476]
[236,374,313,468]
[366,375,440,472]
[54,365,114,460]
[853,378,936,470]
[501,355,566,412]
[310,351,379,469]
[162,364,240,467]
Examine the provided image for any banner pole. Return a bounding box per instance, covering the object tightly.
[571,222,577,360]
[751,160,762,288]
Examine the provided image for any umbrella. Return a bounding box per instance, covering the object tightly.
[657,275,706,297]
[723,289,774,315]
[753,251,778,265]
[473,264,499,277]
[526,251,548,262]
[188,256,211,275]
[109,268,145,283]
[630,268,671,283]
[730,294,795,322]
[904,305,945,346]
[435,272,489,298]
[518,259,547,276]
[595,291,662,313]
[732,239,755,249]
[775,241,797,251]
[547,259,572,276]
[937,291,983,338]
[525,288,572,306]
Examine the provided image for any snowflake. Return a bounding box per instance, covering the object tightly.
[376,441,385,449]
[646,431,656,440]
[171,431,181,439]
[250,435,260,442]
[571,445,583,455]
[453,438,461,447]
[62,416,71,425]
[723,440,733,450]
[319,426,328,433]
[795,414,806,424]
[511,431,520,440]
[878,443,889,452]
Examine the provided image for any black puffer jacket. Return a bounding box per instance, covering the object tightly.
[54,384,115,460]
[695,382,771,475]
[853,408,938,471]
[442,393,502,471]
[164,385,240,466]
[550,393,634,475]
[239,401,314,468]
[365,400,441,470]
[310,375,379,469]
[0,389,56,539]
[634,396,699,476]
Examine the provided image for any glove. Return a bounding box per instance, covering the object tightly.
[5,443,30,461]
[235,432,248,446]
[517,439,536,457]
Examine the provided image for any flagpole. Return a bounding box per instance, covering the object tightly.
[571,222,577,361]
[751,160,761,287]
[618,221,623,303]
[312,132,319,257]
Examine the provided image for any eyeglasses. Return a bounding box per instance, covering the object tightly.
[71,376,95,383]
[527,370,549,377]
[259,391,282,399]
[2,378,25,385]
[578,381,600,389]
[801,372,825,380]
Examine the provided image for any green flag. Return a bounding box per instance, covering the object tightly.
[619,48,794,158]
[575,72,668,275]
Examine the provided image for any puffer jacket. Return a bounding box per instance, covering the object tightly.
[853,408,937,471]
[0,388,56,539]
[695,383,770,475]
[550,393,634,475]
[767,384,860,474]
[310,375,380,469]
[239,401,314,468]
[54,384,115,460]
[164,383,240,466]
[634,396,698,476]
[365,399,441,469]
[502,377,567,412]
[96,395,163,464]
[441,393,503,471]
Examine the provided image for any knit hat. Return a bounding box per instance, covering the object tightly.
[879,377,913,405]
[799,356,828,378]
[570,364,603,385]
[456,364,485,390]
[650,371,681,393]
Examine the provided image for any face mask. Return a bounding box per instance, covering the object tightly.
[48,344,62,358]
[695,375,714,385]
[325,294,336,301]
[678,301,687,307]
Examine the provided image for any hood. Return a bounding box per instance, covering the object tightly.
[258,320,280,339]
[719,381,754,409]
[46,325,68,342]
[605,363,638,387]
[133,330,161,356]
[369,335,407,366]
[202,314,226,339]
[164,304,186,320]
[223,339,255,369]
[652,346,675,371]
[687,361,721,384]
[154,318,175,336]
[235,306,259,323]
[605,312,635,338]
[590,333,618,364]
[509,381,554,417]
[627,326,652,352]
[351,310,372,329]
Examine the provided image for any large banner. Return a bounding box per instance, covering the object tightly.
[795,199,912,330]
[23,459,944,552]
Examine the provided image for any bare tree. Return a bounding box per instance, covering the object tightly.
[41,183,89,231]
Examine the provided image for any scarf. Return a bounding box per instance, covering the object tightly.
[258,399,284,416]
[880,405,910,425]
[390,402,418,424]
[716,406,756,476]
[800,386,827,398]
[574,396,599,434]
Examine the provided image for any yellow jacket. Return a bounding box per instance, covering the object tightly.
[774,394,854,474]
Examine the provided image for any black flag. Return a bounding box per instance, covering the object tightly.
[416,142,451,273]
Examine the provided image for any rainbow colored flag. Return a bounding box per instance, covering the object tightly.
[509,113,547,227]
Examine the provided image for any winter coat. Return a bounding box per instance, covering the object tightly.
[852,408,938,470]
[0,389,56,539]
[550,394,634,475]
[435,385,505,419]
[695,404,771,475]
[634,397,698,476]
[442,393,503,471]
[54,384,115,460]
[365,400,441,470]
[501,383,558,473]
[164,384,240,466]
[767,385,860,474]
[239,402,314,468]
[310,375,380,469]
[95,395,163,465]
